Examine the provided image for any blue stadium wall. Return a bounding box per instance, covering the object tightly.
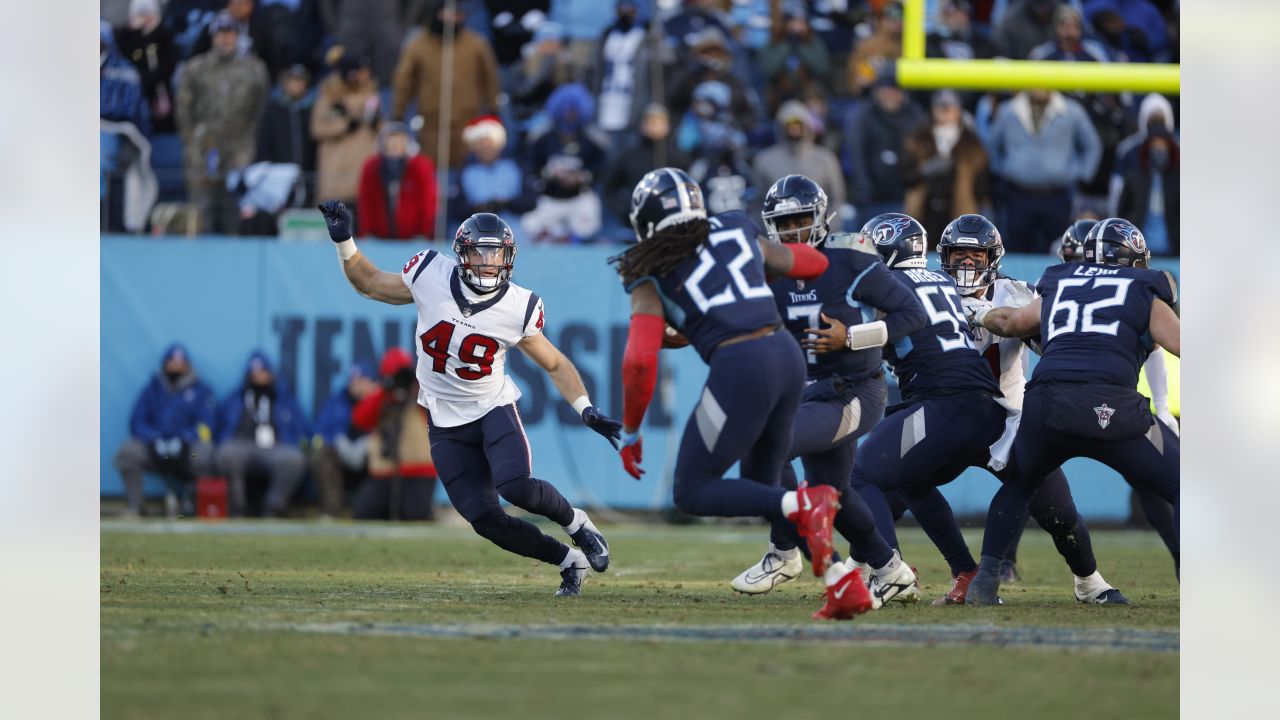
[102,236,1179,520]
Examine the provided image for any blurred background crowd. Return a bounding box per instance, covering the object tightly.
[101,0,1181,255]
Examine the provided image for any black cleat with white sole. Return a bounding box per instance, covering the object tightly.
[569,520,611,573]
[1080,587,1130,605]
[555,563,589,597]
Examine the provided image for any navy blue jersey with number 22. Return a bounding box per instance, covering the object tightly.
[629,210,781,362]
[883,268,1001,403]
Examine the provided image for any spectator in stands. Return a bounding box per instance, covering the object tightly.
[1029,3,1111,61]
[101,20,151,136]
[392,1,500,169]
[113,344,217,518]
[453,115,534,221]
[902,89,990,241]
[487,1,551,74]
[994,0,1060,60]
[309,363,376,518]
[358,122,439,240]
[521,83,607,243]
[803,85,843,158]
[754,100,846,213]
[846,73,923,223]
[175,12,269,234]
[758,2,831,116]
[593,0,652,142]
[255,64,318,206]
[1116,123,1178,255]
[1111,92,1175,210]
[332,0,404,85]
[512,21,573,125]
[926,1,998,61]
[164,0,222,59]
[986,89,1101,253]
[191,0,261,61]
[847,1,904,97]
[664,0,734,57]
[114,0,178,134]
[311,52,382,220]
[677,83,753,215]
[665,27,759,132]
[1084,0,1171,63]
[215,351,309,518]
[351,348,438,521]
[604,104,685,224]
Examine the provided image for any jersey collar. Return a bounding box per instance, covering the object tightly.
[450,270,509,318]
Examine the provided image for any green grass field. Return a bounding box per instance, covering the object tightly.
[102,520,1178,719]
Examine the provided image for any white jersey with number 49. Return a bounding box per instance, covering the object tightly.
[399,249,545,427]
[966,276,1037,410]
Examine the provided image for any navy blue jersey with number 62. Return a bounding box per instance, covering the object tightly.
[883,268,1001,403]
[1031,262,1176,388]
[627,210,781,362]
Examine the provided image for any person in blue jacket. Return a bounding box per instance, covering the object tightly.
[113,343,217,517]
[215,350,309,517]
[309,362,376,517]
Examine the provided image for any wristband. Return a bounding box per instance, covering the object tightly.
[335,238,357,261]
[571,395,592,416]
[845,320,888,351]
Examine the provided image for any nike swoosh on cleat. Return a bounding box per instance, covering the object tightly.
[874,583,910,602]
[833,585,849,599]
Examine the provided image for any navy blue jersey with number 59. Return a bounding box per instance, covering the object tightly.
[627,210,781,362]
[1031,263,1176,388]
[883,268,1001,403]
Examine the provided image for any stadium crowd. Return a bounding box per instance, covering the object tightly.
[101,0,1180,255]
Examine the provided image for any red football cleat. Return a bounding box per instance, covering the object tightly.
[787,482,840,576]
[932,570,977,606]
[812,567,874,620]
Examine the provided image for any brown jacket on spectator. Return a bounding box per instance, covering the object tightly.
[902,120,990,240]
[391,26,500,168]
[846,28,902,96]
[310,73,381,203]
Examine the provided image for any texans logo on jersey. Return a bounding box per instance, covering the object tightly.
[871,217,916,245]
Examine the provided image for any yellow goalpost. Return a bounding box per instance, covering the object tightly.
[896,0,1180,94]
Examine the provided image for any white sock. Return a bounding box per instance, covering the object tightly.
[780,491,799,517]
[873,548,902,574]
[1075,570,1107,593]
[560,548,587,569]
[771,543,800,560]
[562,508,587,535]
[824,561,849,587]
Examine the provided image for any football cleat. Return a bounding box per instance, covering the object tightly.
[567,510,611,573]
[1074,572,1130,605]
[933,570,977,606]
[555,551,590,597]
[732,544,802,594]
[812,566,874,620]
[1079,588,1130,605]
[786,483,840,577]
[999,559,1022,583]
[868,550,919,607]
[845,559,874,589]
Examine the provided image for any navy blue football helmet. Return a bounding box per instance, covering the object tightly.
[938,214,1004,290]
[862,213,928,268]
[1084,217,1150,268]
[1058,219,1097,263]
[454,213,516,293]
[629,167,708,242]
[761,174,830,247]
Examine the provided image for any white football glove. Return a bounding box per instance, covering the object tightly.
[961,295,995,328]
[1156,408,1180,436]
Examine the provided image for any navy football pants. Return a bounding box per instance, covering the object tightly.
[672,331,803,520]
[429,404,574,566]
[979,386,1180,566]
[767,375,896,568]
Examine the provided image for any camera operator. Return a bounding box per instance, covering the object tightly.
[350,347,437,520]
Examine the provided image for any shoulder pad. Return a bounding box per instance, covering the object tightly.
[824,232,877,256]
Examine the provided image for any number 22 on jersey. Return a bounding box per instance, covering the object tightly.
[419,320,499,380]
[683,227,773,313]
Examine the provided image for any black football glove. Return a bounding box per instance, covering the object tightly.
[317,200,353,242]
[581,406,622,450]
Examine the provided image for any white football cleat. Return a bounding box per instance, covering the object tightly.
[731,544,803,594]
[1074,571,1130,605]
[844,558,874,589]
[868,550,920,608]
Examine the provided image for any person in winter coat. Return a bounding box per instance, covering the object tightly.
[758,2,831,115]
[391,1,500,169]
[452,115,534,224]
[603,104,686,224]
[902,89,990,240]
[215,351,309,517]
[254,64,318,207]
[846,74,924,222]
[113,343,217,518]
[753,100,846,213]
[521,83,608,243]
[113,0,178,133]
[350,348,439,521]
[309,363,377,518]
[175,12,268,233]
[101,20,151,136]
[357,122,438,239]
[311,52,382,212]
[1116,125,1179,255]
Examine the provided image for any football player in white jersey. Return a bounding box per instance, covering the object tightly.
[318,202,623,597]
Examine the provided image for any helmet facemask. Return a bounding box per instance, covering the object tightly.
[765,210,828,247]
[942,245,1001,291]
[457,240,515,293]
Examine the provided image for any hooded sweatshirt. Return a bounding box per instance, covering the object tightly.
[217,351,309,445]
[128,343,216,444]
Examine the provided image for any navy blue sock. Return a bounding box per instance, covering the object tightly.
[979,482,1034,561]
[904,486,976,574]
[851,478,900,556]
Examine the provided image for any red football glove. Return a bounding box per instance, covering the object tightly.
[619,432,644,480]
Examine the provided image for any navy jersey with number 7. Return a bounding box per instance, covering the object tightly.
[1030,263,1176,388]
[626,210,781,362]
[883,268,1002,403]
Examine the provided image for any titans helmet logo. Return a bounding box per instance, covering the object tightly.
[1114,222,1147,252]
[871,217,915,245]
